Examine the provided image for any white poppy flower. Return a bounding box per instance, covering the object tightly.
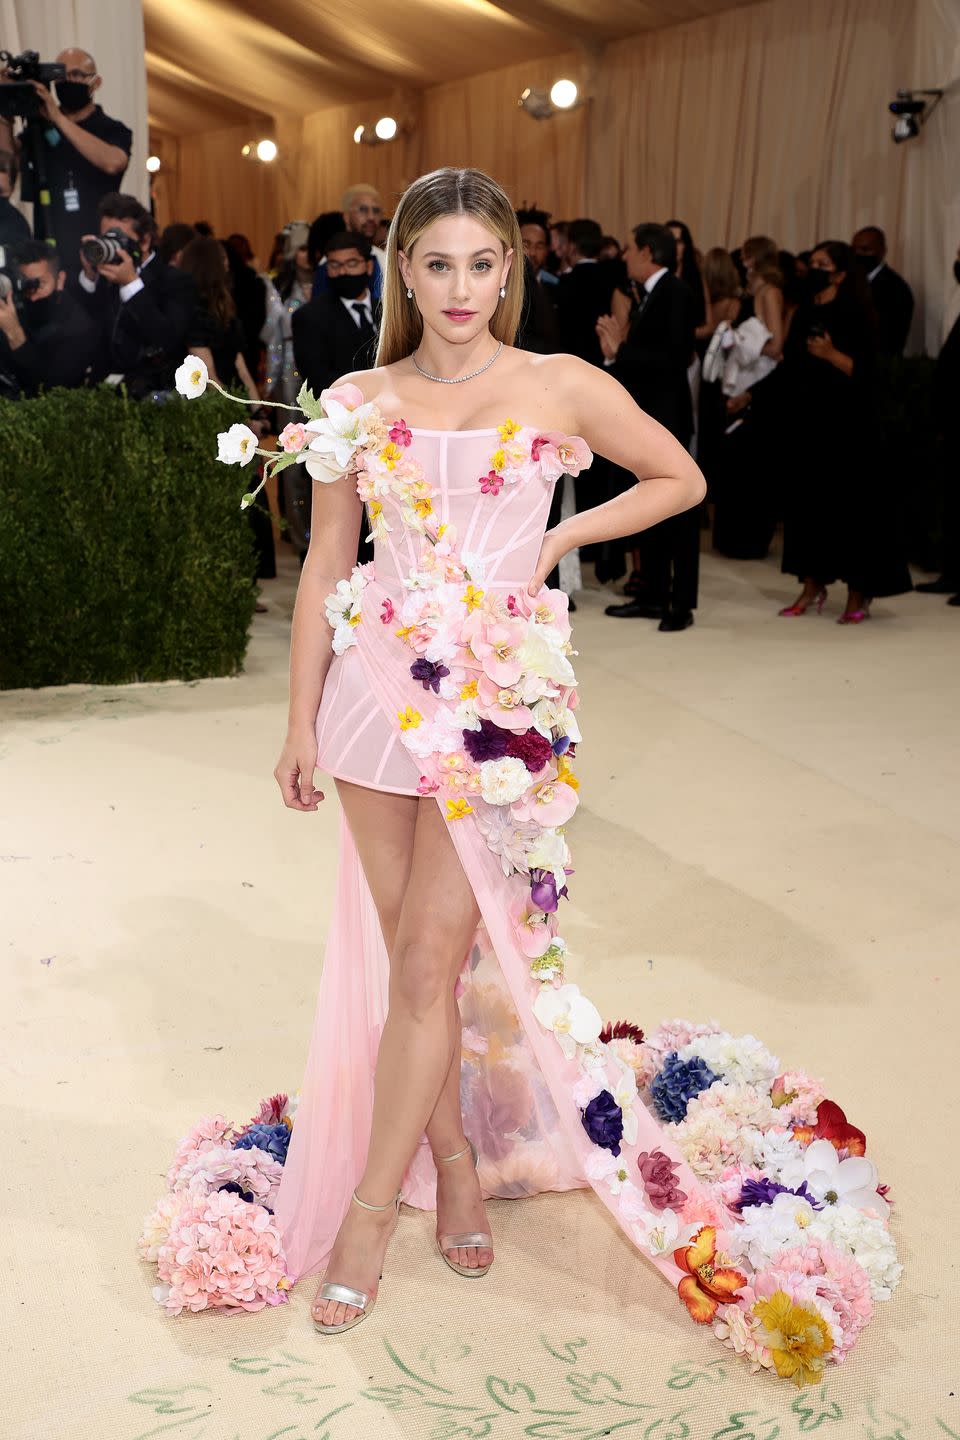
[532,982,602,1059]
[479,756,531,806]
[217,423,259,467]
[801,1138,882,1212]
[175,354,208,398]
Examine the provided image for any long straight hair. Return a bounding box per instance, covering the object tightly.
[376,168,524,367]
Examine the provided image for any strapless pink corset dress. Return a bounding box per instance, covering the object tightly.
[274,414,718,1301]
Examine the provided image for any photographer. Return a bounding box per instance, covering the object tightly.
[76,192,196,397]
[0,240,98,396]
[0,48,131,270]
[0,149,30,248]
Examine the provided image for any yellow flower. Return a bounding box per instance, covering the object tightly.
[498,418,520,442]
[460,679,479,700]
[446,798,473,821]
[397,706,423,731]
[395,624,415,641]
[490,448,506,472]
[462,584,485,611]
[379,442,402,471]
[556,757,579,790]
[752,1292,833,1388]
[437,523,448,538]
[348,612,362,628]
[413,496,433,518]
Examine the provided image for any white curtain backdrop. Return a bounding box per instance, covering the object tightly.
[2,0,149,225]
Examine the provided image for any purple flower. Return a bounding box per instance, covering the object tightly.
[734,1177,822,1213]
[552,734,571,756]
[530,868,558,912]
[581,1088,624,1156]
[410,658,449,694]
[463,717,509,763]
[637,1150,688,1213]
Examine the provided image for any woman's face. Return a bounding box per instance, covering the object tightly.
[669,226,685,261]
[294,245,310,271]
[399,214,512,344]
[811,248,843,296]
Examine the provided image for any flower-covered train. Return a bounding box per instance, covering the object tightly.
[150,361,901,1385]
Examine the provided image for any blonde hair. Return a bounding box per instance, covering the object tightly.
[376,167,524,368]
[342,182,380,210]
[702,246,741,303]
[742,235,783,289]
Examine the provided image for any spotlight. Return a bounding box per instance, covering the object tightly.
[888,88,944,144]
[375,115,397,141]
[256,139,278,163]
[518,87,554,121]
[550,79,578,110]
[241,143,252,157]
[145,155,161,173]
[353,124,365,144]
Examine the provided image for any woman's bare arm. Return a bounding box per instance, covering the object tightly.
[757,283,785,359]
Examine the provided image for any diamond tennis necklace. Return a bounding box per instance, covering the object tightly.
[412,342,503,384]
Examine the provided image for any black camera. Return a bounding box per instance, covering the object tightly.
[80,229,142,269]
[0,244,41,315]
[0,50,66,121]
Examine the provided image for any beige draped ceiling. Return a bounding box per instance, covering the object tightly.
[143,0,958,354]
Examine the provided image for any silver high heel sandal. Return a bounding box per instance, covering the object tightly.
[312,1188,401,1335]
[433,1139,494,1278]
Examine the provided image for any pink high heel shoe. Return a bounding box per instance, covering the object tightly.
[778,588,827,617]
[837,609,870,625]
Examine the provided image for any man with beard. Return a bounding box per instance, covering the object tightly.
[0,48,131,275]
[0,240,98,395]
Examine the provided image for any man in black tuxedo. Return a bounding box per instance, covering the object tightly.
[598,223,699,632]
[851,227,914,356]
[555,218,620,367]
[291,231,379,563]
[0,240,99,396]
[292,230,379,396]
[74,192,195,398]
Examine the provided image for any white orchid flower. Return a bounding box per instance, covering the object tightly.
[585,1149,632,1195]
[620,1191,691,1258]
[175,354,208,398]
[302,397,377,482]
[517,627,576,685]
[802,1138,882,1212]
[217,423,259,467]
[533,982,602,1059]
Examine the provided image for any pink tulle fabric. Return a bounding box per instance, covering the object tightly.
[274,429,712,1288]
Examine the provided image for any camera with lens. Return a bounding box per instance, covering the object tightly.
[0,50,66,121]
[0,244,41,314]
[80,229,142,270]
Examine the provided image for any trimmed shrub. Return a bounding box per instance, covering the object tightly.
[0,387,258,689]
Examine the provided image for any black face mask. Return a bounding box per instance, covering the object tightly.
[954,260,960,287]
[54,79,93,114]
[25,295,56,328]
[328,271,369,300]
[806,269,831,296]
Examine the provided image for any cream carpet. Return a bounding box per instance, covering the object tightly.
[3,545,957,1439]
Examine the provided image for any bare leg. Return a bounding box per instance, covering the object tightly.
[314,783,484,1327]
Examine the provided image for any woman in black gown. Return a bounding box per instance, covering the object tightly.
[779,241,912,624]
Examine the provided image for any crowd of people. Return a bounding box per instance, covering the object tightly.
[0,50,957,621]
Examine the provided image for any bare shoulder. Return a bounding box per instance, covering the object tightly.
[506,350,602,427]
[329,365,391,404]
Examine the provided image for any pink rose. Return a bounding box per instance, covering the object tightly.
[320,383,365,412]
[278,422,308,453]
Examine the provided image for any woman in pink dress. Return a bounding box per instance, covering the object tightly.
[270,168,707,1334]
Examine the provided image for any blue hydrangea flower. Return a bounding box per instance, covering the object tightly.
[233,1122,291,1165]
[650,1052,719,1123]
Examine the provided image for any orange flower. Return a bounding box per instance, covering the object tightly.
[674,1226,746,1324]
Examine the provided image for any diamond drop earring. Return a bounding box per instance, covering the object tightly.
[499,286,506,299]
[406,287,413,299]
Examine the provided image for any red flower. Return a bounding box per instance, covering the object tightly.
[531,435,550,462]
[600,1019,645,1045]
[389,419,412,447]
[505,727,554,773]
[792,1100,866,1156]
[479,470,504,495]
[380,598,395,625]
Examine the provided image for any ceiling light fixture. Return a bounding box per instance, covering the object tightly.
[550,79,578,110]
[145,155,161,173]
[519,79,584,120]
[256,139,278,163]
[375,116,398,141]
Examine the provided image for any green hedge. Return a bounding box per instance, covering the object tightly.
[0,387,258,689]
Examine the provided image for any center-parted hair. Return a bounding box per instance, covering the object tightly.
[376,167,524,368]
